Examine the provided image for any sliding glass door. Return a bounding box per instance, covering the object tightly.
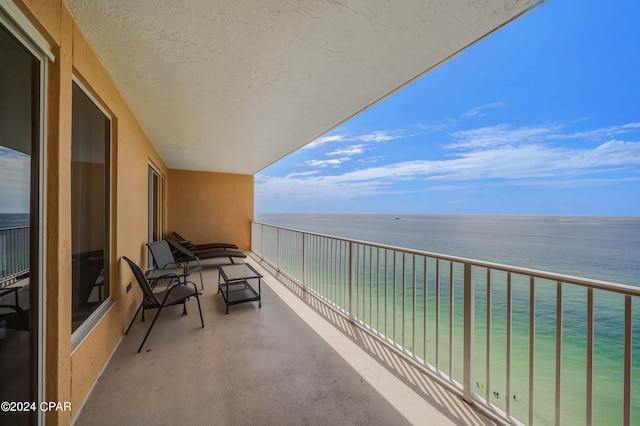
[0,21,42,426]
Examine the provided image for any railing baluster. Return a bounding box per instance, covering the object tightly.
[324,237,328,300]
[529,276,536,426]
[384,249,388,339]
[10,231,14,277]
[369,246,373,325]
[319,236,323,297]
[331,240,340,305]
[327,237,331,300]
[413,254,417,356]
[341,240,345,310]
[463,262,473,403]
[402,252,406,349]
[312,235,316,290]
[363,245,366,324]
[436,259,440,371]
[507,272,512,417]
[376,247,380,333]
[623,295,632,426]
[586,288,594,426]
[313,237,322,297]
[556,281,563,426]
[424,256,428,364]
[394,250,397,345]
[356,244,360,320]
[486,268,492,405]
[302,233,307,290]
[449,261,454,380]
[349,241,354,323]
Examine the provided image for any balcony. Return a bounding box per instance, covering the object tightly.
[68,221,639,425]
[73,255,492,425]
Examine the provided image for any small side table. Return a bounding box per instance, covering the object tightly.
[218,263,262,314]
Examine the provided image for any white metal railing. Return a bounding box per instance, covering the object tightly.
[0,226,30,286]
[252,221,639,426]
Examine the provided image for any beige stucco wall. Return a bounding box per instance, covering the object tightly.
[12,1,179,424]
[167,170,254,251]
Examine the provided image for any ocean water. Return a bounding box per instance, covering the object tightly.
[256,213,640,425]
[256,213,640,287]
[0,213,29,229]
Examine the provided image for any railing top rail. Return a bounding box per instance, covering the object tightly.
[253,221,640,297]
[0,225,30,231]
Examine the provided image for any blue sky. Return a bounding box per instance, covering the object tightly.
[255,0,640,214]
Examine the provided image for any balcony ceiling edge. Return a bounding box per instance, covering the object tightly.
[64,0,542,175]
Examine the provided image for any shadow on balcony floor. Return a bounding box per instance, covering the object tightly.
[75,256,494,425]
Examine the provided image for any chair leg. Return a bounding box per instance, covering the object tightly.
[198,268,204,290]
[125,303,143,334]
[137,307,163,353]
[182,302,187,315]
[195,292,204,328]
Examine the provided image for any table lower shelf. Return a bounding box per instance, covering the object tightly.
[219,280,260,312]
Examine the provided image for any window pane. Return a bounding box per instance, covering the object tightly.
[71,82,110,332]
[148,166,163,243]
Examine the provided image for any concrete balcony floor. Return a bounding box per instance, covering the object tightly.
[75,255,495,425]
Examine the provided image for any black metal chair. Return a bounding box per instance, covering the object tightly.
[147,240,204,289]
[123,256,204,353]
[0,285,29,331]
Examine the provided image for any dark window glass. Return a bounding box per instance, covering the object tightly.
[71,82,110,332]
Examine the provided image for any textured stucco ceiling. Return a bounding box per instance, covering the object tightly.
[64,0,541,175]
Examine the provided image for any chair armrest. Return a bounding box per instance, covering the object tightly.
[149,273,181,289]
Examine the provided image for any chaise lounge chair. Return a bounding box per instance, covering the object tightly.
[167,237,246,264]
[171,231,238,251]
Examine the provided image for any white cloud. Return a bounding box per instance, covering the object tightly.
[257,120,640,205]
[303,130,404,150]
[447,124,562,150]
[462,102,506,118]
[551,122,640,141]
[301,157,350,167]
[446,122,640,152]
[356,130,404,143]
[304,134,348,149]
[282,171,321,178]
[358,156,384,164]
[258,136,640,200]
[326,144,365,156]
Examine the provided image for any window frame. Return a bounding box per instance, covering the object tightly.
[0,1,53,423]
[148,161,165,245]
[70,76,116,352]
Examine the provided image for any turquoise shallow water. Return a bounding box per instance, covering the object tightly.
[256,213,640,425]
